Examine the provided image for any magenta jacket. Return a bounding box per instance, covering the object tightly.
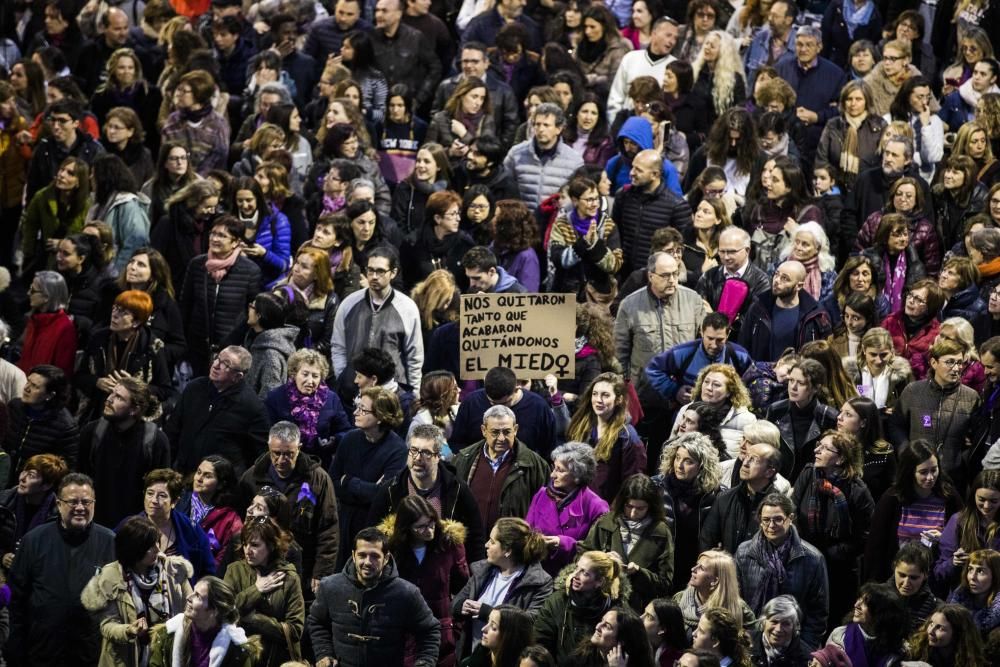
[525,485,610,575]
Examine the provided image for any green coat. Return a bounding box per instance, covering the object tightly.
[578,512,674,608]
[19,185,89,272]
[222,559,304,667]
[148,615,258,667]
[80,556,193,667]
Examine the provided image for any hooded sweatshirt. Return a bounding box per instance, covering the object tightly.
[605,116,682,196]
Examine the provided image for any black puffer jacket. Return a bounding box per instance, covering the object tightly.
[4,399,80,486]
[62,266,104,341]
[371,23,442,110]
[611,181,693,275]
[699,480,777,555]
[179,253,261,369]
[151,203,210,295]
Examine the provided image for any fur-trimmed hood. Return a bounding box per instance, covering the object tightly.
[844,354,913,385]
[81,556,193,612]
[378,513,467,547]
[552,559,631,603]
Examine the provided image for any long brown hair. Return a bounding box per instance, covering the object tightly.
[566,372,628,461]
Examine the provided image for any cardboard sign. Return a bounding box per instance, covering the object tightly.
[459,293,577,380]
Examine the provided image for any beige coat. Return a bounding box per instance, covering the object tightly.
[81,557,194,667]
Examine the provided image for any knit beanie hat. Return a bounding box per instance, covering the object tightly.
[810,645,852,667]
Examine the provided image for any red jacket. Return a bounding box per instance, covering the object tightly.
[201,506,243,568]
[881,312,940,376]
[18,310,77,378]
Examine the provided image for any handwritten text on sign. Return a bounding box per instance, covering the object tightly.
[460,293,576,380]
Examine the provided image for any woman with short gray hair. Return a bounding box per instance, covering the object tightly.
[18,271,77,377]
[749,594,809,666]
[525,441,610,575]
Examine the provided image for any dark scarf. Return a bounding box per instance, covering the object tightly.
[456,108,485,139]
[902,312,931,338]
[286,380,330,448]
[544,480,581,510]
[179,104,213,123]
[569,587,611,618]
[576,37,606,64]
[664,475,699,518]
[747,534,794,612]
[15,492,55,540]
[805,467,851,540]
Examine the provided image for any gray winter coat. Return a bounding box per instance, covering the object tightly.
[245,325,299,398]
[502,139,583,212]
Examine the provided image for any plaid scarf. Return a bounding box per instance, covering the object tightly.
[806,468,850,539]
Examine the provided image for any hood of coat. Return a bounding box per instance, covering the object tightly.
[616,116,654,153]
[377,514,468,548]
[343,550,401,589]
[251,324,299,356]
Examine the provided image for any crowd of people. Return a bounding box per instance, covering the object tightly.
[7,0,1000,666]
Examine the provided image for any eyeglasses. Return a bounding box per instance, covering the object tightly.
[467,203,489,211]
[578,196,600,204]
[212,354,241,372]
[269,449,296,460]
[487,428,514,438]
[760,516,788,526]
[208,230,233,240]
[166,155,188,163]
[408,447,439,459]
[354,405,373,415]
[58,497,94,508]
[111,306,135,318]
[883,54,907,62]
[905,293,927,305]
[650,270,679,280]
[937,357,967,368]
[963,45,982,53]
[366,267,392,276]
[46,115,74,125]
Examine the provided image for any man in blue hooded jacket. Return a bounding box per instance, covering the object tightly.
[605,116,682,196]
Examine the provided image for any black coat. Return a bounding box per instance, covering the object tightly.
[738,290,833,364]
[151,203,210,296]
[179,253,261,369]
[164,377,270,475]
[401,227,476,290]
[700,480,777,555]
[3,400,79,486]
[694,263,771,339]
[749,629,811,667]
[764,398,840,481]
[611,181,693,275]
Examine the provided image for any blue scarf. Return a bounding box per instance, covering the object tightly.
[842,0,875,38]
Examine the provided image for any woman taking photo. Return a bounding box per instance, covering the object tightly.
[653,432,722,582]
[564,607,655,667]
[836,394,899,501]
[791,430,875,619]
[452,518,553,660]
[865,440,963,582]
[525,441,610,575]
[330,387,406,569]
[563,93,615,165]
[549,176,622,298]
[142,142,199,228]
[390,143,452,236]
[75,290,172,421]
[564,373,645,502]
[232,176,291,289]
[817,80,889,191]
[935,471,1000,594]
[934,155,988,250]
[574,5,631,89]
[427,78,495,166]
[906,603,987,666]
[19,157,91,276]
[178,216,261,376]
[579,474,673,610]
[175,455,244,569]
[147,576,254,665]
[827,583,909,666]
[401,190,476,290]
[856,176,942,275]
[886,76,944,183]
[151,179,220,295]
[223,519,304,666]
[100,107,154,187]
[136,468,215,580]
[462,605,535,667]
[673,549,756,639]
[81,516,193,667]
[672,364,757,459]
[19,272,77,378]
[4,366,78,478]
[384,496,470,666]
[880,278,945,372]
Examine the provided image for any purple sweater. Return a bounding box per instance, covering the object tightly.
[498,247,540,292]
[525,485,609,575]
[934,512,1000,587]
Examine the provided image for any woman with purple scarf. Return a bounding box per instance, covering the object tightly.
[827,582,908,667]
[862,213,928,320]
[0,454,67,571]
[264,349,351,468]
[548,176,623,297]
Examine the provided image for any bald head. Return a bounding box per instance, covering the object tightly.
[103,7,130,46]
[718,226,751,272]
[780,260,806,281]
[630,149,663,191]
[772,260,806,300]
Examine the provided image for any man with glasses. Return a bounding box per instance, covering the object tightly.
[695,227,771,338]
[774,26,847,164]
[735,492,829,649]
[367,423,485,559]
[453,405,550,533]
[432,44,519,149]
[8,472,115,665]
[25,98,103,200]
[739,260,833,363]
[452,134,520,198]
[166,345,270,475]
[889,338,981,489]
[331,245,423,402]
[702,442,783,554]
[239,421,339,595]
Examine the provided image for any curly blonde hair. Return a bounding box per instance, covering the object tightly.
[690,364,751,409]
[659,432,721,494]
[692,31,746,116]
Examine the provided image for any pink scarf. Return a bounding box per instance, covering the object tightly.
[204,250,239,283]
[802,255,822,301]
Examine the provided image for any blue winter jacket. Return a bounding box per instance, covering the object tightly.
[645,339,754,401]
[605,117,682,196]
[253,205,293,288]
